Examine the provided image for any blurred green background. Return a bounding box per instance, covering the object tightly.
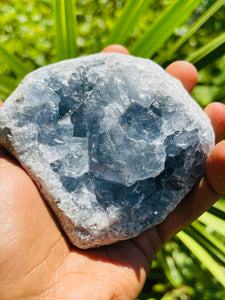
[0,1,225,299]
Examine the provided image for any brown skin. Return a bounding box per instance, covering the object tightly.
[0,45,225,300]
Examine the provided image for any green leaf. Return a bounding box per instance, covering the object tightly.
[157,0,225,64]
[0,75,20,100]
[187,32,225,66]
[0,86,11,100]
[156,250,182,287]
[0,45,29,78]
[0,76,18,91]
[198,211,225,236]
[209,206,225,220]
[177,231,225,287]
[54,0,78,61]
[213,89,225,103]
[64,0,78,58]
[191,221,225,260]
[214,198,225,213]
[54,0,65,60]
[188,224,225,266]
[131,0,203,58]
[106,0,151,46]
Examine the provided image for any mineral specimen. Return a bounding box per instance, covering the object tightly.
[0,53,215,248]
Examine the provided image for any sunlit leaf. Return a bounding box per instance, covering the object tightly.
[198,211,225,236]
[213,198,225,213]
[0,45,29,78]
[156,250,182,287]
[0,75,18,92]
[106,0,151,46]
[187,32,225,67]
[131,0,202,58]
[177,231,225,287]
[54,0,78,61]
[189,222,225,264]
[157,0,225,64]
[0,86,11,100]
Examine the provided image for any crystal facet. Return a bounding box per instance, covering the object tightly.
[0,53,215,248]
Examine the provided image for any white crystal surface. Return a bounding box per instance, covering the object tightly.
[0,53,215,248]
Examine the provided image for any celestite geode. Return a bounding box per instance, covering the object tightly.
[0,53,215,248]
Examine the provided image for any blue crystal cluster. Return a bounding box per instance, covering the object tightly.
[0,53,215,248]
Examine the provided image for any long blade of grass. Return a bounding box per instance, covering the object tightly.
[54,0,78,61]
[0,45,29,78]
[187,225,225,265]
[187,32,225,65]
[213,198,225,213]
[157,0,225,64]
[131,0,202,58]
[177,231,225,287]
[192,220,225,257]
[65,0,78,58]
[197,41,225,70]
[54,0,66,60]
[106,0,151,46]
[198,211,225,236]
[209,206,225,220]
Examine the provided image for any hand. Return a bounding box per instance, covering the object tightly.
[0,45,225,300]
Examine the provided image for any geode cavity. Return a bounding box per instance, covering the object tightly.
[0,53,215,248]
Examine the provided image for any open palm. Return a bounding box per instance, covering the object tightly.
[0,46,225,300]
